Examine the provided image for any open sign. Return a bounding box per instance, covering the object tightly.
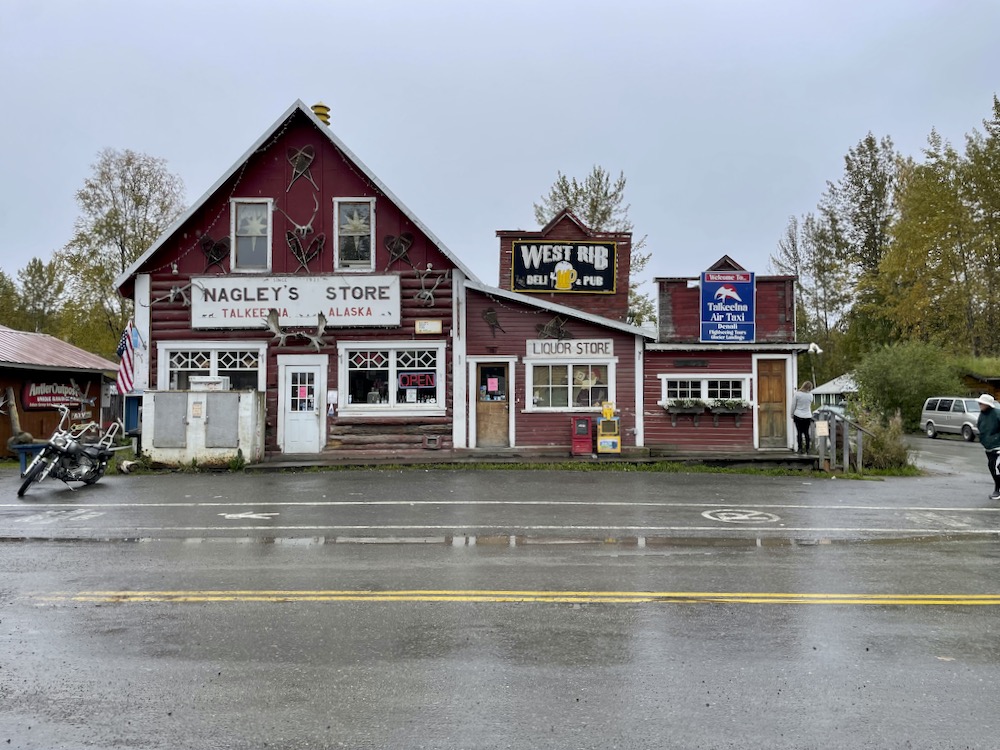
[398,371,436,389]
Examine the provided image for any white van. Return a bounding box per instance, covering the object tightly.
[921,397,981,441]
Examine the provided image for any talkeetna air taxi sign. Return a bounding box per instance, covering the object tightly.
[700,271,755,342]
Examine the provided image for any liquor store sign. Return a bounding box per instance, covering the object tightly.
[192,275,401,329]
[512,241,616,293]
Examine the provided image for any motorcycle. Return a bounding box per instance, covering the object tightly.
[17,406,124,498]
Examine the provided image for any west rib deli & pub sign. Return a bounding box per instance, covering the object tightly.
[511,241,616,293]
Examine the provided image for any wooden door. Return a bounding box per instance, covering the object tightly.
[758,359,787,448]
[476,364,509,448]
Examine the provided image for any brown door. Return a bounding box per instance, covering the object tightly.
[476,364,509,448]
[758,359,787,448]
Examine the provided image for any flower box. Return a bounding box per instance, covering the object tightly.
[708,399,751,428]
[663,400,707,427]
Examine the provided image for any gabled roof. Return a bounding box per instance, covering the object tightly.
[464,280,654,339]
[708,255,746,272]
[115,100,479,293]
[812,373,858,396]
[0,326,117,373]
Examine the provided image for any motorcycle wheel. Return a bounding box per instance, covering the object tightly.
[83,463,107,485]
[17,457,47,497]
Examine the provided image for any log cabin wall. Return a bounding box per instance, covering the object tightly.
[136,107,459,455]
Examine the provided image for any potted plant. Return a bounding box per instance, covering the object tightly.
[663,397,707,426]
[708,398,751,427]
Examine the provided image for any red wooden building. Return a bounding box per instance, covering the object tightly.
[0,326,116,456]
[114,101,803,463]
[114,102,651,462]
[643,256,808,452]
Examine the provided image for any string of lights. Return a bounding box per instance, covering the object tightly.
[143,115,297,276]
[481,291,548,315]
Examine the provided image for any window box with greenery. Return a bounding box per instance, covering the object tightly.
[708,398,751,427]
[662,398,707,426]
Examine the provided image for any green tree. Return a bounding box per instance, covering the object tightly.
[771,212,854,385]
[961,95,1000,355]
[854,341,962,431]
[58,148,185,356]
[0,270,26,331]
[878,135,980,351]
[533,166,654,326]
[820,133,899,349]
[16,257,66,334]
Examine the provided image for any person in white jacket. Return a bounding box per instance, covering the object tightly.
[791,381,814,454]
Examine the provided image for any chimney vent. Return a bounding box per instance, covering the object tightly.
[311,101,331,125]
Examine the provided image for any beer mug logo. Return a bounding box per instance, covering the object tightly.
[553,261,578,291]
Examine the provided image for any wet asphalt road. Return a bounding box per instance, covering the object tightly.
[0,432,997,545]
[2,435,1000,748]
[4,541,1000,749]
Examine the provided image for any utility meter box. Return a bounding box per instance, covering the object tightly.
[571,416,593,456]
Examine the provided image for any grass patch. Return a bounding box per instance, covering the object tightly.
[278,460,919,479]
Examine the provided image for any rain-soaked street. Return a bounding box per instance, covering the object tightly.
[2,435,1000,748]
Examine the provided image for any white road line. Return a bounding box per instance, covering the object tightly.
[3,500,1000,513]
[6,524,1000,535]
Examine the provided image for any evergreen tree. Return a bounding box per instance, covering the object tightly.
[533,166,654,326]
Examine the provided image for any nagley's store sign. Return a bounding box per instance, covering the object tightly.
[191,275,401,329]
[511,241,616,293]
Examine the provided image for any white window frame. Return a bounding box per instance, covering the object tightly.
[523,355,618,413]
[656,373,752,406]
[333,197,376,272]
[337,341,446,417]
[157,341,268,391]
[230,198,274,273]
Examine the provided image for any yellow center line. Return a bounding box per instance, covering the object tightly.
[27,589,1000,606]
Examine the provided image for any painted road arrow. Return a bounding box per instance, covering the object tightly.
[218,511,280,520]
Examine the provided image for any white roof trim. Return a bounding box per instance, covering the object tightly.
[646,342,810,352]
[116,100,479,291]
[464,279,654,339]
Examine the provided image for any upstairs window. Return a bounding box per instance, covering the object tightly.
[334,198,375,271]
[231,199,272,271]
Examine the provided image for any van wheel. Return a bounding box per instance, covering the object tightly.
[962,424,975,442]
[925,422,937,438]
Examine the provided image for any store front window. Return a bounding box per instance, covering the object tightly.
[340,342,445,413]
[159,343,267,391]
[524,339,617,411]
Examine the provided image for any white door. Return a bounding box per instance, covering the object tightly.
[279,359,326,453]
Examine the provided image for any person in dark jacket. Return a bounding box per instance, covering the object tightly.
[976,393,1000,501]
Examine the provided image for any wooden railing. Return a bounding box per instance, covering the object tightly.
[813,414,875,474]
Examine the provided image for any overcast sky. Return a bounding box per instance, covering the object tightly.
[1,0,997,300]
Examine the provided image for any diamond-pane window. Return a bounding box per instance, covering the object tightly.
[343,345,443,409]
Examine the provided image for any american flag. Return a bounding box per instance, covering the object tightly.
[116,320,136,394]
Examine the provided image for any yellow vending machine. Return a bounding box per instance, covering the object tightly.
[596,402,621,454]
